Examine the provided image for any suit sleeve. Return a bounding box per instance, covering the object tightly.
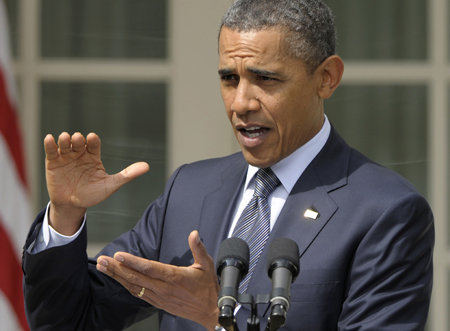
[22,166,184,331]
[337,192,434,331]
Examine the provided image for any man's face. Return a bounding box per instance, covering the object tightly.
[219,27,324,168]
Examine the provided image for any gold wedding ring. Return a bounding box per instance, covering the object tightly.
[138,287,145,298]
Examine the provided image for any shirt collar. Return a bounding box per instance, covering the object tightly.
[244,115,331,194]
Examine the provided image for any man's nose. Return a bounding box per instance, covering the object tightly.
[231,80,260,115]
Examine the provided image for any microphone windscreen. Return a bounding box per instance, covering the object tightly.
[266,238,300,274]
[216,237,250,271]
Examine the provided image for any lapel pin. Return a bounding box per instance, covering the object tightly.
[304,209,319,220]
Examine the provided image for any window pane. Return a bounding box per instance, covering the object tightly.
[41,0,167,59]
[4,0,19,57]
[324,0,427,60]
[40,82,166,243]
[325,85,428,196]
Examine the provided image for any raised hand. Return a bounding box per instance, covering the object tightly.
[96,231,220,331]
[45,132,149,235]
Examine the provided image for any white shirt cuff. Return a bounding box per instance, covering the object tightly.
[31,202,86,253]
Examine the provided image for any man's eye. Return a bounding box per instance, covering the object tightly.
[221,74,238,81]
[258,76,275,81]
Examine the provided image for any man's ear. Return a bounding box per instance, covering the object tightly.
[316,55,344,99]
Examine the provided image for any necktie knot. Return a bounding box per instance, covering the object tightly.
[254,168,281,199]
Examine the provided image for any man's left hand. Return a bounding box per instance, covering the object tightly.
[96,230,220,331]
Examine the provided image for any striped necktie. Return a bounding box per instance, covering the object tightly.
[232,167,281,293]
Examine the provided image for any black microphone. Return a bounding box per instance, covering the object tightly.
[266,238,300,331]
[216,237,249,329]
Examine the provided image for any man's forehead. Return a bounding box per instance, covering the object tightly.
[219,28,291,63]
[218,28,308,76]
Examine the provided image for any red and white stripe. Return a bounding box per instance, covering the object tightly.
[0,1,31,330]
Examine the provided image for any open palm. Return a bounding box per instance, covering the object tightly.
[44,132,149,234]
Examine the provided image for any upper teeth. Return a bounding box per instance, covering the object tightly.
[244,127,264,138]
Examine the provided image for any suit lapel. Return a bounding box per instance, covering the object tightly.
[246,126,351,294]
[197,154,248,262]
[270,169,339,257]
[270,125,351,255]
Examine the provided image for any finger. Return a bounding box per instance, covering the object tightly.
[58,132,72,155]
[71,132,86,153]
[109,275,162,308]
[113,253,151,274]
[113,252,161,278]
[97,256,167,302]
[85,132,101,156]
[98,255,160,284]
[112,252,174,282]
[96,258,151,298]
[97,255,144,285]
[44,134,59,160]
[188,230,212,269]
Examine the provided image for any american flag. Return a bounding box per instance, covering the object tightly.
[0,1,31,330]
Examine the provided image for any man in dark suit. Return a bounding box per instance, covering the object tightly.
[23,0,434,330]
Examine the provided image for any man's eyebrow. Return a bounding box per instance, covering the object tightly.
[218,68,234,76]
[247,67,281,77]
[218,67,284,78]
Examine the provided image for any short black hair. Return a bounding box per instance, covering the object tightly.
[220,0,337,73]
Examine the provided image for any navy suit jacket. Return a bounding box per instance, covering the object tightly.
[23,127,434,330]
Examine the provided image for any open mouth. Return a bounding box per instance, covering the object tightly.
[239,126,269,138]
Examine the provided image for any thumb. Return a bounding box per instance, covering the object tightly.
[113,162,150,187]
[188,230,212,269]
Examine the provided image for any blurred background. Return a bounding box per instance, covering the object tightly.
[1,0,448,330]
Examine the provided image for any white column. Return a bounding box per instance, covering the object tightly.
[19,0,40,213]
[169,0,237,174]
[428,0,449,330]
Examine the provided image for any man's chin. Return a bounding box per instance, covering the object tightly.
[241,150,278,169]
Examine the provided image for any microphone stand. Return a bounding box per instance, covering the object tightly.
[238,293,260,331]
[219,293,284,331]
